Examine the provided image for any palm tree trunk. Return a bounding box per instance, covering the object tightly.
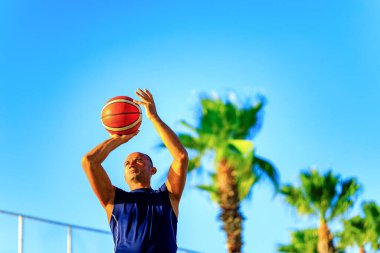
[217,160,243,253]
[317,220,334,253]
[359,246,365,253]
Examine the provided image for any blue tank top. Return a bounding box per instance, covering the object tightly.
[109,183,178,253]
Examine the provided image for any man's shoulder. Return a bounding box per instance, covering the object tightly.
[113,186,131,204]
[158,183,168,192]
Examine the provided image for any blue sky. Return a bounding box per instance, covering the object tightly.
[1,0,380,252]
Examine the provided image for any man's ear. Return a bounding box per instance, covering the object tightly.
[151,167,157,175]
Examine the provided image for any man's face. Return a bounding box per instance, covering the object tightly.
[124,152,155,185]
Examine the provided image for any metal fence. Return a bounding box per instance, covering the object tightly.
[0,209,202,253]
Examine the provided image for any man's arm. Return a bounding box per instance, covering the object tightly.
[81,133,138,220]
[134,89,188,203]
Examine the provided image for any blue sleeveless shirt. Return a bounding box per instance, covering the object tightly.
[109,184,178,253]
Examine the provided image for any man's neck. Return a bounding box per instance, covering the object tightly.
[128,182,151,191]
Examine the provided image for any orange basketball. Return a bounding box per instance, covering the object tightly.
[101,96,142,135]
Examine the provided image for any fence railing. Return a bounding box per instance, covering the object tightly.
[0,209,202,253]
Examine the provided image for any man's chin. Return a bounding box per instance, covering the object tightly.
[126,174,140,182]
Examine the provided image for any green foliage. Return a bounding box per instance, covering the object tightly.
[196,173,219,202]
[330,177,362,221]
[338,201,380,251]
[278,229,348,253]
[253,156,280,190]
[362,201,380,249]
[277,229,319,253]
[178,93,279,202]
[281,184,314,215]
[280,169,361,222]
[339,216,366,247]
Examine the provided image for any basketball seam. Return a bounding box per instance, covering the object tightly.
[101,112,142,120]
[102,114,142,131]
[101,99,141,114]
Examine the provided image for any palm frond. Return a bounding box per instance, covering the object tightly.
[329,177,361,220]
[338,216,366,248]
[237,174,259,200]
[299,170,338,220]
[197,184,219,202]
[179,120,198,133]
[362,201,380,250]
[177,133,200,150]
[187,156,202,172]
[196,172,219,202]
[280,184,314,215]
[239,98,265,139]
[252,155,280,191]
[227,139,254,156]
[277,228,318,253]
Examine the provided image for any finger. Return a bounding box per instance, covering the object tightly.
[135,90,149,101]
[129,131,140,139]
[138,88,152,101]
[124,130,139,138]
[144,89,153,99]
[119,131,139,141]
[135,92,145,101]
[135,89,143,97]
[137,88,148,97]
[133,99,145,105]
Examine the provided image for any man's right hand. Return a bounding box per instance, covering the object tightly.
[109,130,140,142]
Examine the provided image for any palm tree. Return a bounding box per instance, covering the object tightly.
[280,169,361,253]
[338,201,380,253]
[278,228,319,253]
[278,228,345,253]
[177,93,279,253]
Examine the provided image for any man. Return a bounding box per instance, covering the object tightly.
[82,88,188,253]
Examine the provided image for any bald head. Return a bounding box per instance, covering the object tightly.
[124,152,156,189]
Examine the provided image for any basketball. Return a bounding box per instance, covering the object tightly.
[101,96,142,135]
